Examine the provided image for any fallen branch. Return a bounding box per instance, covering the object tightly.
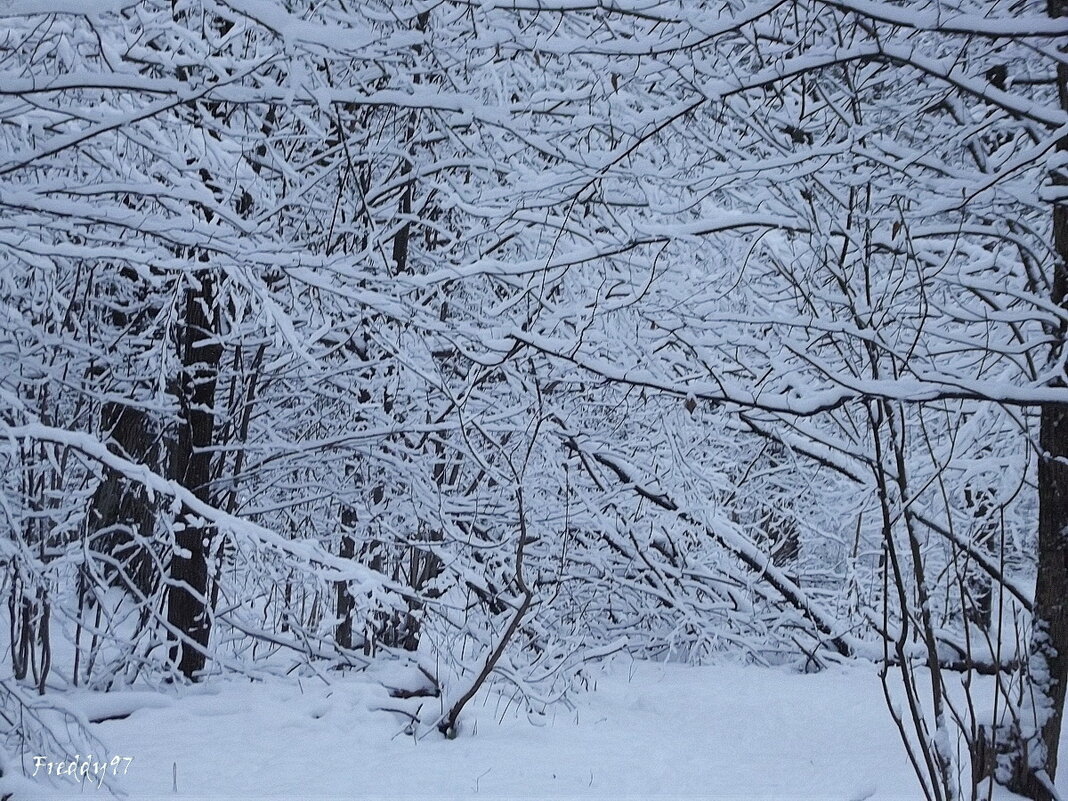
[436,487,534,738]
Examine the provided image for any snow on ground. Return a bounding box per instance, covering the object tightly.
[11,659,1068,800]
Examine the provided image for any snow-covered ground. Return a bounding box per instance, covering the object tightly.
[10,659,1068,800]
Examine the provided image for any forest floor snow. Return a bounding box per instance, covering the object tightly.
[13,659,1068,800]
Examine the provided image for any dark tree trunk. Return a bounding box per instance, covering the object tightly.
[87,268,161,596]
[87,403,159,595]
[963,482,996,632]
[335,506,357,650]
[166,270,222,680]
[1026,402,1068,779]
[1002,6,1068,794]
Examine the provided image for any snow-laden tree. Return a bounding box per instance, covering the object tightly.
[465,1,1065,797]
[1,1,1066,799]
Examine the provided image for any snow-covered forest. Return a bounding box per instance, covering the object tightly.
[0,0,1066,798]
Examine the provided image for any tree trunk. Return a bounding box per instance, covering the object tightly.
[335,506,357,650]
[87,403,158,595]
[166,270,222,680]
[1003,4,1068,794]
[87,268,160,597]
[963,481,996,632]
